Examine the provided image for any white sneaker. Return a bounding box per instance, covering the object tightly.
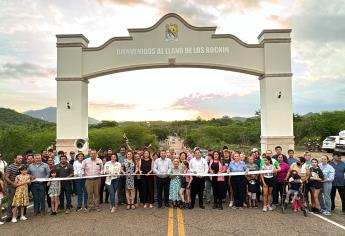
[0,221,4,225]
[111,207,116,213]
[11,218,17,223]
[229,201,233,207]
[268,206,273,211]
[20,216,27,221]
[262,206,268,212]
[243,203,247,207]
[323,211,331,216]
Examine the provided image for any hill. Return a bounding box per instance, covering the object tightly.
[23,107,100,124]
[0,108,52,128]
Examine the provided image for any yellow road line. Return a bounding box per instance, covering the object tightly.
[177,208,186,236]
[167,208,174,236]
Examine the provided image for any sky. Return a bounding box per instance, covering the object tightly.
[0,0,344,121]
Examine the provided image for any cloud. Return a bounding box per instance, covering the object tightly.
[171,92,260,119]
[292,0,345,43]
[293,76,345,114]
[89,102,138,109]
[97,0,146,5]
[0,62,55,80]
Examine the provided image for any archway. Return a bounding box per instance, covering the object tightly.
[55,13,294,152]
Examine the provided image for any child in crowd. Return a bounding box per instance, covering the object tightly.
[169,158,182,208]
[12,166,31,223]
[285,170,303,212]
[47,170,61,215]
[0,171,4,225]
[246,155,259,208]
[179,161,192,208]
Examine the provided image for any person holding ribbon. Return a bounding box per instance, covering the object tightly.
[228,152,248,209]
[82,150,103,212]
[74,153,88,212]
[189,148,208,209]
[104,153,121,213]
[209,151,226,210]
[121,151,138,210]
[153,149,172,208]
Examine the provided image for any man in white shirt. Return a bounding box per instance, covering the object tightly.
[153,149,172,208]
[189,148,208,209]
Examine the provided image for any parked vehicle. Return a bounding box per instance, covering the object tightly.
[304,139,322,152]
[335,130,345,154]
[322,136,339,153]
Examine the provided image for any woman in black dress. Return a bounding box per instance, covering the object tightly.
[140,150,154,208]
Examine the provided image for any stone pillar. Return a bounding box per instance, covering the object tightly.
[258,30,294,154]
[56,35,89,152]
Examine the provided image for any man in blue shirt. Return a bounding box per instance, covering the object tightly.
[28,154,50,216]
[287,149,296,166]
[329,152,345,214]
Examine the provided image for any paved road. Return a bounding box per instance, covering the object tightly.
[2,200,345,236]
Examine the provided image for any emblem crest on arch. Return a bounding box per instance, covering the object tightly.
[165,23,178,41]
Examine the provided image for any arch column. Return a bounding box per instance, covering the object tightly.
[258,30,294,153]
[56,35,89,152]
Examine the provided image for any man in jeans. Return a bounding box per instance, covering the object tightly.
[82,150,103,211]
[28,154,51,216]
[4,155,22,222]
[329,152,345,214]
[153,150,172,208]
[55,155,74,213]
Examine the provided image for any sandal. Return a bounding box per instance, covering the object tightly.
[131,204,136,210]
[127,204,131,210]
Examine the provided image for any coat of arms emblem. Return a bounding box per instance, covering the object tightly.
[165,23,178,41]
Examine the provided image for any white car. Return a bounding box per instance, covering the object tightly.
[322,136,339,153]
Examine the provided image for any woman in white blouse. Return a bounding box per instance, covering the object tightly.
[73,153,88,212]
[104,154,122,213]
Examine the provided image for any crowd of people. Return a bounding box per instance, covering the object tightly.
[0,145,344,225]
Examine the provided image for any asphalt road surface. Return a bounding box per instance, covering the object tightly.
[2,198,345,236]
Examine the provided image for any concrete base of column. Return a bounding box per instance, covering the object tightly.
[261,136,295,154]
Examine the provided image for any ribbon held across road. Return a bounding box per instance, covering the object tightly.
[32,170,273,182]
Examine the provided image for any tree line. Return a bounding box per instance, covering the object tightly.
[0,110,344,162]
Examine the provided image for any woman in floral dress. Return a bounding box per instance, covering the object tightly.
[12,166,31,223]
[121,151,138,210]
[170,158,182,208]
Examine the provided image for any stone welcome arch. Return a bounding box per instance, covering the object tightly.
[56,13,294,152]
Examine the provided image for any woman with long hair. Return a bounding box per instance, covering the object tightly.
[309,158,324,213]
[209,151,226,210]
[228,152,247,209]
[121,151,138,210]
[261,156,281,212]
[140,150,154,208]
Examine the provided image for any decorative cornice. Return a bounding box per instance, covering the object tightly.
[212,34,263,48]
[260,39,291,44]
[128,13,217,33]
[56,77,89,83]
[56,43,86,48]
[259,73,293,80]
[56,34,89,44]
[83,37,133,51]
[257,29,292,40]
